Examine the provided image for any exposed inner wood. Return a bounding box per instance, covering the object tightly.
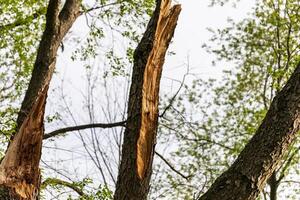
[114,1,181,199]
[136,0,181,180]
[0,83,49,199]
[0,0,80,199]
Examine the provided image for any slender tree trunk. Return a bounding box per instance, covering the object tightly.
[199,62,300,200]
[114,0,181,199]
[0,0,80,199]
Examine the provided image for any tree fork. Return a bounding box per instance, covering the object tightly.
[114,0,181,199]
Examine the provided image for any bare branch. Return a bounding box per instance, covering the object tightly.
[159,65,189,118]
[81,1,125,14]
[43,121,126,139]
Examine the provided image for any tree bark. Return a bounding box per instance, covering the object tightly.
[0,86,48,199]
[0,0,80,199]
[16,0,80,133]
[113,0,181,200]
[199,62,300,200]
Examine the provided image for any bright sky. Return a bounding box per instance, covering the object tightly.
[165,0,255,79]
[43,0,256,198]
[54,0,256,92]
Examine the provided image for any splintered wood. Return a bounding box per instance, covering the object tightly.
[0,85,48,199]
[136,0,181,180]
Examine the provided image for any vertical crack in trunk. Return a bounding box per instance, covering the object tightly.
[137,0,182,180]
[114,0,181,199]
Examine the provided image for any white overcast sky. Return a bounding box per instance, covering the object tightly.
[46,0,257,174]
[48,0,256,122]
[43,0,256,198]
[54,0,256,92]
[166,0,255,79]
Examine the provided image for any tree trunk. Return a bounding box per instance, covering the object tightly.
[16,0,80,132]
[0,0,80,199]
[0,86,48,199]
[113,0,181,200]
[199,62,300,200]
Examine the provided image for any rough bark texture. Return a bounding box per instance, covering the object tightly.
[0,0,80,199]
[114,1,181,199]
[199,62,300,200]
[16,0,80,133]
[0,86,47,199]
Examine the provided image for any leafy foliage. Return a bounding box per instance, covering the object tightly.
[0,0,155,198]
[41,177,113,200]
[0,0,47,139]
[155,0,300,199]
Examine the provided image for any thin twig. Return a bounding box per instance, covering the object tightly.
[159,62,190,118]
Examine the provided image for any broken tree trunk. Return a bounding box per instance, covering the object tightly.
[16,0,80,133]
[0,86,48,199]
[114,0,181,200]
[199,62,300,200]
[0,0,80,199]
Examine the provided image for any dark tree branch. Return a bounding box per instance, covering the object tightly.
[199,62,300,200]
[59,0,81,28]
[43,121,127,140]
[46,0,61,31]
